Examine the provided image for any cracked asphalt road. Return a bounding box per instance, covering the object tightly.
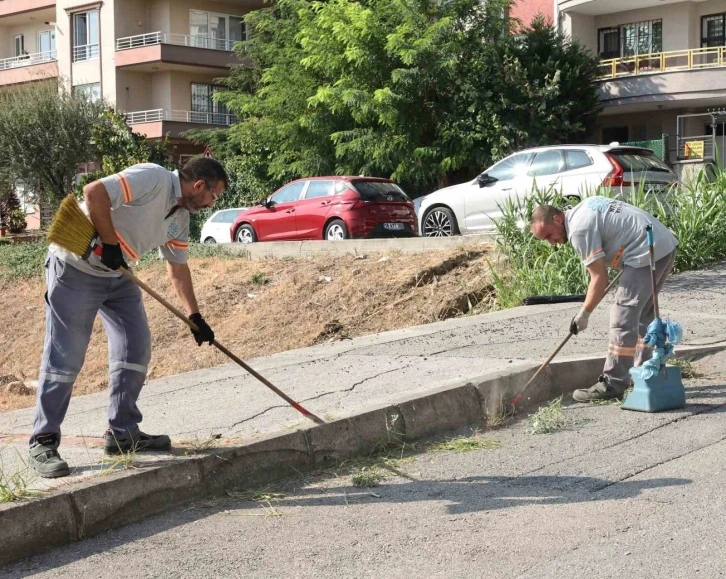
[4,356,726,578]
[2,263,726,492]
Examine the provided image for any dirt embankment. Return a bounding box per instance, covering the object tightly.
[0,248,492,412]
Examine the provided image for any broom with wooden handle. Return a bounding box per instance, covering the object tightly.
[48,194,325,426]
[510,269,623,407]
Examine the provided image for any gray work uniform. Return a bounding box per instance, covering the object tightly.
[31,163,190,447]
[565,197,678,392]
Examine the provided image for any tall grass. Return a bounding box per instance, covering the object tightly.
[491,168,726,309]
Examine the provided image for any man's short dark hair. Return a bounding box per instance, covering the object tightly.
[531,205,563,225]
[179,157,229,189]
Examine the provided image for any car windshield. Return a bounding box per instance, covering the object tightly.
[609,151,672,173]
[350,180,410,201]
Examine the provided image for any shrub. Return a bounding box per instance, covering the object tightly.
[491,168,726,308]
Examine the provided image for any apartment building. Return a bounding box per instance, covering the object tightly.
[0,0,261,160]
[0,0,262,229]
[557,0,726,175]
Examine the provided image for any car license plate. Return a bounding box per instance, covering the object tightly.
[383,223,405,231]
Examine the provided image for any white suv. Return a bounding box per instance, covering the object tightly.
[415,145,678,237]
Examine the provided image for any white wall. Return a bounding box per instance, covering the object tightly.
[150,0,171,35]
[116,69,153,112]
[150,70,171,110]
[114,0,150,39]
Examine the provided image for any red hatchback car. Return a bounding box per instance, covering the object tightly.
[230,176,418,243]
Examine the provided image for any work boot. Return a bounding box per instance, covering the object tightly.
[29,440,71,479]
[104,430,171,455]
[572,375,624,403]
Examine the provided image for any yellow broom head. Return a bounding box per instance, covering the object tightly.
[47,194,97,258]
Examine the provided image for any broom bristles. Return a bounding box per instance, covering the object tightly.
[47,194,97,257]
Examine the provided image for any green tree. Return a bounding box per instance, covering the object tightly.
[0,80,106,208]
[190,0,600,196]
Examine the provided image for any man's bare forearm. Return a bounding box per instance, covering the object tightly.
[167,262,200,316]
[84,181,119,245]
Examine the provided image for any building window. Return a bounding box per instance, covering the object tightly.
[38,30,56,58]
[598,27,619,60]
[189,10,246,51]
[191,83,229,123]
[13,34,24,57]
[702,13,725,48]
[598,19,662,59]
[73,10,100,62]
[74,83,101,102]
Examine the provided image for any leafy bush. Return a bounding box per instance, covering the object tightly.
[490,187,588,309]
[0,241,48,280]
[491,168,726,308]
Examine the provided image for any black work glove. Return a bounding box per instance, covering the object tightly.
[101,243,128,271]
[189,313,215,346]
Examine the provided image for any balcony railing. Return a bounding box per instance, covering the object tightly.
[116,32,241,52]
[73,44,100,62]
[598,46,726,79]
[0,50,57,71]
[125,109,236,126]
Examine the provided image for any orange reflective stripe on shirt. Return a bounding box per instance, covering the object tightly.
[117,174,133,204]
[610,246,625,269]
[165,240,188,250]
[116,230,140,260]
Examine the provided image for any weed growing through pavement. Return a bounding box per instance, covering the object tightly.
[180,433,222,455]
[0,445,41,504]
[668,358,697,379]
[227,487,285,502]
[225,487,288,518]
[351,468,386,487]
[528,396,570,434]
[428,433,501,453]
[100,434,138,473]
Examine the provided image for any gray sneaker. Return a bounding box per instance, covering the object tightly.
[573,376,624,403]
[29,444,71,478]
[103,430,171,455]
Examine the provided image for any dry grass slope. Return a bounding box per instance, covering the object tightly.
[0,248,491,412]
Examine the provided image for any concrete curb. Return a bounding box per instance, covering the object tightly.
[2,342,724,566]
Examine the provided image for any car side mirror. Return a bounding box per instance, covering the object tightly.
[258,197,272,208]
[477,173,497,188]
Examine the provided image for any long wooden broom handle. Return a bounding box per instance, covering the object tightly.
[511,270,624,405]
[117,266,325,426]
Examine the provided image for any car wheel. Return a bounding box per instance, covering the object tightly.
[324,219,350,241]
[203,237,216,244]
[422,207,459,237]
[235,224,257,244]
[563,195,581,210]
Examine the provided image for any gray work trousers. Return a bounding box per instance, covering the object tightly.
[604,250,677,392]
[30,253,151,448]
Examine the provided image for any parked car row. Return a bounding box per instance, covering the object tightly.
[200,144,678,243]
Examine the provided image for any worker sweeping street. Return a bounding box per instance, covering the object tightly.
[530,196,678,402]
[29,157,228,478]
